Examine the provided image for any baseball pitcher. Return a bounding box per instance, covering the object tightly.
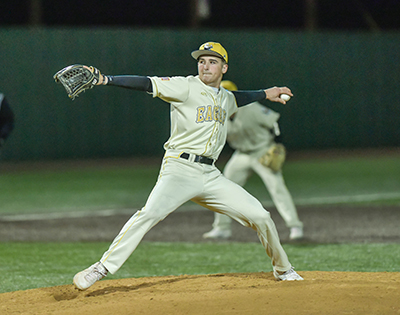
[54,41,303,290]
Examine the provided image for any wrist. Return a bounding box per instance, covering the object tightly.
[102,75,109,85]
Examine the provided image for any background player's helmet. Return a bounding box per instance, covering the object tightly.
[191,42,228,63]
[220,80,238,91]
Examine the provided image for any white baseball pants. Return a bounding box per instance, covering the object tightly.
[100,150,292,274]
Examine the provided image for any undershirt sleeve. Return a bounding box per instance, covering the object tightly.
[106,75,153,92]
[232,90,266,107]
[105,77,265,106]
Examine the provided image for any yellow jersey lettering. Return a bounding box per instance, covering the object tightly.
[213,106,219,122]
[196,105,227,125]
[196,106,205,123]
[220,109,226,124]
[205,105,213,122]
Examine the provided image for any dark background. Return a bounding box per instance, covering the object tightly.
[1,0,400,30]
[1,0,400,161]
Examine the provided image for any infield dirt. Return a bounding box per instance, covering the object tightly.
[1,271,400,314]
[1,205,400,314]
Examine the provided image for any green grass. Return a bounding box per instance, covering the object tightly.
[0,166,160,214]
[0,242,399,294]
[245,155,400,205]
[0,154,399,215]
[0,153,399,294]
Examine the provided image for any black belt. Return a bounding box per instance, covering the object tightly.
[180,153,214,165]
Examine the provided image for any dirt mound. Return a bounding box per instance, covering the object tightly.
[1,271,399,315]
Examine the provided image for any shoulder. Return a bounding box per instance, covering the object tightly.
[149,76,190,93]
[148,76,191,101]
[150,75,189,83]
[221,87,234,96]
[220,89,237,107]
[219,88,236,101]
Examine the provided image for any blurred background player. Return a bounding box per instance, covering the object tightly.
[0,92,15,153]
[203,80,303,241]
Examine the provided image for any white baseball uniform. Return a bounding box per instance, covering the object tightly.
[99,76,292,274]
[210,102,303,232]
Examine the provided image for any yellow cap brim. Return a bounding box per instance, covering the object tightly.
[191,50,227,63]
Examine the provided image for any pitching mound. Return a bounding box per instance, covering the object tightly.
[1,271,399,314]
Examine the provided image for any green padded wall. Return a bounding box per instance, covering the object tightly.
[0,28,399,160]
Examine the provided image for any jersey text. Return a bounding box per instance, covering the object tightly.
[196,105,227,125]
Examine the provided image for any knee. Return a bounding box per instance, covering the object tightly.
[251,210,272,226]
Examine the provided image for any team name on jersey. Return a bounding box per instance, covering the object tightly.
[196,105,227,125]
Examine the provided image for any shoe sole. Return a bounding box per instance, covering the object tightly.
[273,271,304,281]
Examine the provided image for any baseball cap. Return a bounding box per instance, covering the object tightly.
[220,80,238,91]
[191,42,228,63]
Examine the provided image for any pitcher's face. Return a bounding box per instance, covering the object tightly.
[198,56,228,88]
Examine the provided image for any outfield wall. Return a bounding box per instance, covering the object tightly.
[0,28,399,161]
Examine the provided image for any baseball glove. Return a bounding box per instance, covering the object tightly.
[259,143,286,172]
[53,65,101,100]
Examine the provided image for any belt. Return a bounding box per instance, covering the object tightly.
[179,153,214,165]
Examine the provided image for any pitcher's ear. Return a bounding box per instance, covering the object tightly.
[222,64,228,74]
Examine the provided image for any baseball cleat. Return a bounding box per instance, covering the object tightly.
[273,268,304,281]
[73,262,108,290]
[202,228,232,240]
[289,226,304,240]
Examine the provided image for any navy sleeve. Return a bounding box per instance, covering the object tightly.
[232,90,266,107]
[106,75,153,92]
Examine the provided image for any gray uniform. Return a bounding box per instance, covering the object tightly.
[211,102,303,233]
